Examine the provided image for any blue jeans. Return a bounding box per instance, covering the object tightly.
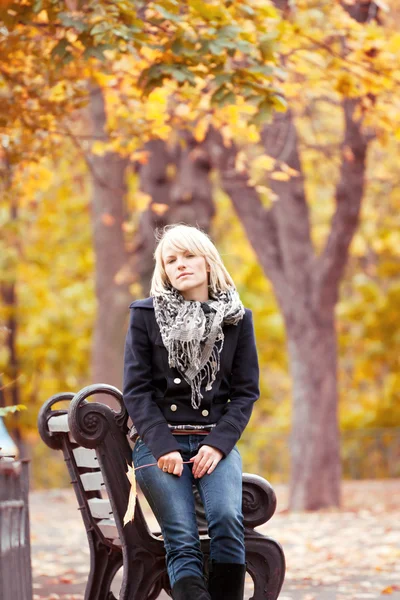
[133,434,245,587]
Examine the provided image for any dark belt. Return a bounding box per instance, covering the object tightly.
[170,429,210,435]
[168,423,216,435]
[129,423,216,442]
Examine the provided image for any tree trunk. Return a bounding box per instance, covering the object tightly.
[287,312,341,510]
[0,162,24,454]
[88,90,216,399]
[211,89,368,510]
[204,0,373,511]
[88,86,131,400]
[133,132,215,295]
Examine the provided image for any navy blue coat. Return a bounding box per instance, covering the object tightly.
[122,297,260,460]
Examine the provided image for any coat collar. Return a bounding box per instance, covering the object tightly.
[129,297,154,309]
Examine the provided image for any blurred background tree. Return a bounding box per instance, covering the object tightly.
[1,0,399,509]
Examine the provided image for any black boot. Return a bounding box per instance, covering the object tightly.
[172,575,212,600]
[208,562,246,600]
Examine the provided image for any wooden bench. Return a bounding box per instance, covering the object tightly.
[38,383,285,600]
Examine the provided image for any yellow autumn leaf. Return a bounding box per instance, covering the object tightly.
[122,221,135,233]
[101,213,115,226]
[114,264,133,285]
[93,72,113,87]
[48,82,67,103]
[343,145,355,162]
[123,464,137,526]
[151,203,169,215]
[281,163,300,177]
[175,103,191,117]
[131,150,150,164]
[92,141,109,156]
[235,151,247,173]
[166,164,177,180]
[135,191,152,211]
[381,586,394,595]
[252,155,276,171]
[247,126,260,144]
[194,119,209,142]
[255,185,270,195]
[270,171,290,181]
[387,33,400,54]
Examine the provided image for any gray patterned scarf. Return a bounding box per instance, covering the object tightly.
[153,287,245,409]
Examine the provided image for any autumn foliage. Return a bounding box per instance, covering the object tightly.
[1,1,400,493]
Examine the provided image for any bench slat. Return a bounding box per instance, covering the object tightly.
[80,471,104,491]
[48,414,69,432]
[97,518,119,540]
[88,498,113,519]
[73,447,98,468]
[48,414,76,443]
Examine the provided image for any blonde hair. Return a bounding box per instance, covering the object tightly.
[150,224,235,296]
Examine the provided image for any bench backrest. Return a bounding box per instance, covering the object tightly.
[38,387,168,562]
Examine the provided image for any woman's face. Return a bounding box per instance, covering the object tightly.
[162,243,210,301]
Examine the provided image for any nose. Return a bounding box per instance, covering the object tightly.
[177,257,186,269]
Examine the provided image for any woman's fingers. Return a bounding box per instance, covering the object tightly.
[191,447,222,478]
[207,460,218,475]
[157,451,183,476]
[157,457,167,471]
[173,461,183,477]
[195,458,213,478]
[158,448,222,478]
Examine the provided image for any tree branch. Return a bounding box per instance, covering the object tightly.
[313,98,368,311]
[261,110,315,297]
[206,128,292,313]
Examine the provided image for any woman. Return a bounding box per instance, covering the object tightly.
[123,224,260,600]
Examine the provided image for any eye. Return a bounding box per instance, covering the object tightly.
[167,258,175,264]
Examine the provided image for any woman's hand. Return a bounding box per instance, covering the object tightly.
[190,445,223,479]
[157,451,183,476]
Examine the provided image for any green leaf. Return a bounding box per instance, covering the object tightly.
[219,90,236,107]
[83,44,113,61]
[247,65,275,77]
[153,4,181,22]
[259,32,278,61]
[240,5,255,17]
[236,40,253,54]
[272,95,288,112]
[58,12,87,33]
[91,23,109,36]
[210,85,235,107]
[113,26,132,41]
[251,101,273,125]
[171,39,183,55]
[51,39,69,60]
[218,25,241,39]
[0,405,27,417]
[169,66,196,84]
[33,0,43,14]
[171,39,197,57]
[209,41,224,55]
[214,73,232,86]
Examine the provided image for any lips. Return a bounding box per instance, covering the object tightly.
[178,273,192,279]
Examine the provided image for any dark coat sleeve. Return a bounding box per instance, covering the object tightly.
[123,307,181,460]
[200,309,260,457]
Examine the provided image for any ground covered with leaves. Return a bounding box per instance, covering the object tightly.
[30,480,400,600]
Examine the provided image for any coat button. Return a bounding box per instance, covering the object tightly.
[201,409,209,417]
[170,404,178,412]
[174,378,181,384]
